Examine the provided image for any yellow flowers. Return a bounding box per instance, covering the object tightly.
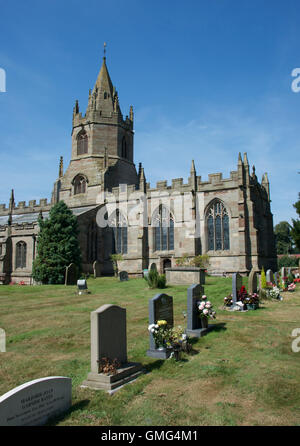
[157,320,167,326]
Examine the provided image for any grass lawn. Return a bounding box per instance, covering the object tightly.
[0,276,300,426]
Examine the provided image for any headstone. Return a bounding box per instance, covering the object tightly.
[248,269,258,295]
[77,279,88,294]
[143,269,149,278]
[146,293,174,359]
[81,305,142,393]
[0,328,5,353]
[232,272,242,304]
[274,272,279,286]
[65,263,77,286]
[266,269,274,284]
[281,267,286,278]
[186,284,213,338]
[0,376,71,426]
[119,271,129,282]
[93,260,101,278]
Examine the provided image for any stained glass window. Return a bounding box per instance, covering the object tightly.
[206,201,230,251]
[16,241,27,269]
[77,130,88,155]
[153,205,174,251]
[110,210,127,255]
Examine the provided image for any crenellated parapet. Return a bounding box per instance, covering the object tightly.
[0,198,51,217]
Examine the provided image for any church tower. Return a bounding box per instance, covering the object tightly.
[52,50,138,207]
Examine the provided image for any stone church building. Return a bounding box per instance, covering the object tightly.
[0,56,277,284]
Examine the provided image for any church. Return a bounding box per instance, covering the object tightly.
[0,55,277,284]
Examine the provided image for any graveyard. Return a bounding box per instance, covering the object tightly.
[0,275,300,426]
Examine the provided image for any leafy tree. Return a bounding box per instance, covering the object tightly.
[278,255,299,268]
[32,201,82,284]
[274,221,293,254]
[290,195,300,253]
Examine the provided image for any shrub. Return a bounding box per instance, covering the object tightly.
[261,267,267,289]
[278,255,299,268]
[144,269,166,289]
[190,254,210,269]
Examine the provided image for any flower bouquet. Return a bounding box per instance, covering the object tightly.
[224,294,233,307]
[197,295,216,327]
[288,283,296,292]
[244,292,259,309]
[269,286,282,300]
[148,320,172,349]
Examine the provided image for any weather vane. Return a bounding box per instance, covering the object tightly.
[103,42,107,58]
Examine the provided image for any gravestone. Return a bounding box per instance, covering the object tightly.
[266,269,274,284]
[274,272,279,286]
[231,272,242,304]
[146,293,174,359]
[143,269,149,278]
[0,328,5,353]
[82,305,142,393]
[119,271,129,282]
[0,376,71,426]
[93,260,101,278]
[281,267,286,278]
[186,284,213,338]
[65,263,77,286]
[248,270,258,295]
[77,279,88,295]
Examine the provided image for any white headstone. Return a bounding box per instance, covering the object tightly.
[0,376,72,426]
[0,328,5,353]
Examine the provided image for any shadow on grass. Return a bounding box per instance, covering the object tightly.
[209,322,227,332]
[46,399,90,426]
[143,360,165,373]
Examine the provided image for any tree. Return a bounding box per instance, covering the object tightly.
[290,195,300,253]
[274,221,293,254]
[32,201,82,284]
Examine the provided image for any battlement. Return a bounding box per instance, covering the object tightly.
[0,198,51,216]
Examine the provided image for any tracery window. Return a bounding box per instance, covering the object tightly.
[153,205,174,251]
[77,130,88,155]
[16,241,27,269]
[109,210,128,255]
[74,175,87,194]
[121,137,127,159]
[206,201,230,251]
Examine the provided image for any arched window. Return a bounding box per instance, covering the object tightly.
[16,241,27,269]
[77,130,88,155]
[109,210,127,255]
[206,200,230,251]
[121,137,127,159]
[87,221,98,263]
[153,205,174,251]
[74,175,87,194]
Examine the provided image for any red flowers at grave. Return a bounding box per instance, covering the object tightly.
[238,285,248,303]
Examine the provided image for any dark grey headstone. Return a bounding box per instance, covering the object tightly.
[186,284,212,338]
[248,270,258,295]
[119,271,129,282]
[65,263,77,286]
[274,272,279,286]
[146,293,173,359]
[232,272,242,303]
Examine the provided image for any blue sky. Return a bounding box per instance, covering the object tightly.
[0,0,299,225]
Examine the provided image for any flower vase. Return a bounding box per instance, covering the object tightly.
[200,316,208,329]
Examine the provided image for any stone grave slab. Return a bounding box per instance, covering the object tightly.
[146,293,173,359]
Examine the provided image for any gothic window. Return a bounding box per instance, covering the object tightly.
[87,221,98,263]
[109,210,128,255]
[74,175,87,194]
[153,205,174,251]
[121,137,127,159]
[77,130,88,155]
[206,201,230,251]
[16,241,27,269]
